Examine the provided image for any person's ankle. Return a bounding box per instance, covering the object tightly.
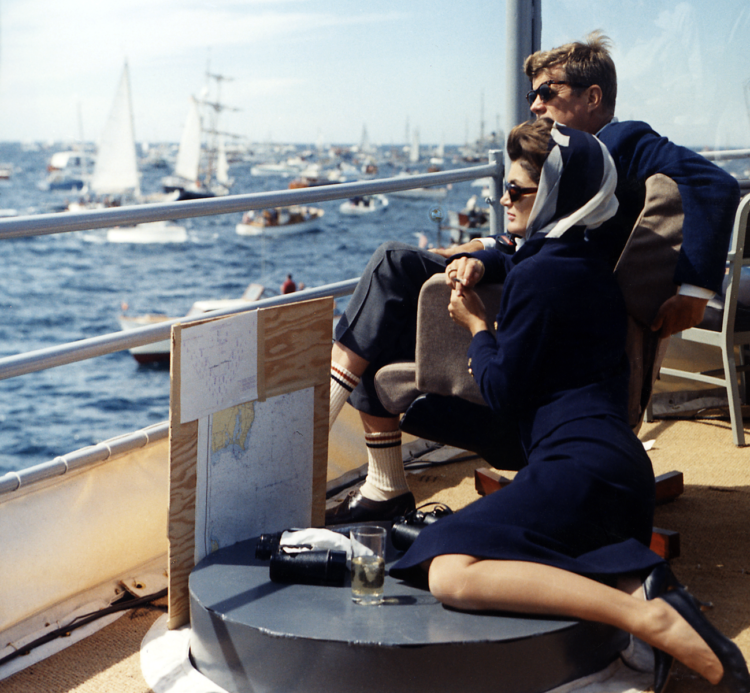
[359,481,410,502]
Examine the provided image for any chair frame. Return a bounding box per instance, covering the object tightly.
[657,194,750,446]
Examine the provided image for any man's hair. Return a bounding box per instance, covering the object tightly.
[523,31,617,115]
[506,118,554,183]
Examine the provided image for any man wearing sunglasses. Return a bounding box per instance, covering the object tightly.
[523,32,739,338]
[325,32,740,526]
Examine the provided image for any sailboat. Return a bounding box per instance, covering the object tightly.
[90,64,140,200]
[161,97,204,198]
[162,71,237,200]
[73,62,186,243]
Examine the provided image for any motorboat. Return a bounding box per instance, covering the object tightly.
[446,194,490,243]
[235,206,325,237]
[117,283,265,364]
[37,150,95,192]
[339,194,389,215]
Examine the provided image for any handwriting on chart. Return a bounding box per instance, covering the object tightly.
[179,310,259,423]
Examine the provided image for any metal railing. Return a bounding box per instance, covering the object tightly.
[0,159,502,491]
[0,161,501,382]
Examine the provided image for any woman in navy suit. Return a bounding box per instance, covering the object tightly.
[391,119,749,693]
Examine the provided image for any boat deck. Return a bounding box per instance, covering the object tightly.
[3,412,750,693]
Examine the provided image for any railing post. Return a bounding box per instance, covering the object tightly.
[488,149,504,237]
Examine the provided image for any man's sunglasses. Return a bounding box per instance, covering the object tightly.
[526,80,589,106]
[504,181,538,202]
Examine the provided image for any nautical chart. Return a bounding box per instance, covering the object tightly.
[168,297,332,627]
[195,389,314,560]
[179,310,258,423]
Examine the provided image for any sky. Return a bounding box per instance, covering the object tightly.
[0,0,749,148]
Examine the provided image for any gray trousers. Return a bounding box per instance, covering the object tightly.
[334,241,447,417]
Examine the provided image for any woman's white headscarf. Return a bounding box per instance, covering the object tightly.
[523,123,618,242]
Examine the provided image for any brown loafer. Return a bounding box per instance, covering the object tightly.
[325,489,415,526]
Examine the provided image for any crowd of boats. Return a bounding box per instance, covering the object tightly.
[10,61,501,245]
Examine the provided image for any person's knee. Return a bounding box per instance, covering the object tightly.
[371,240,408,263]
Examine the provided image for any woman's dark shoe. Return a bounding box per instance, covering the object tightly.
[642,563,683,693]
[659,588,750,693]
[643,563,683,601]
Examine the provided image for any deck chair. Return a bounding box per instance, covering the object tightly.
[374,174,684,468]
[657,194,750,446]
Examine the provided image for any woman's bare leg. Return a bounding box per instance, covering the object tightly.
[428,555,724,685]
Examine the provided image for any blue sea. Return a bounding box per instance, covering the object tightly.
[0,141,484,474]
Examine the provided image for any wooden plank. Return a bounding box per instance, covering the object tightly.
[474,467,513,496]
[650,527,681,560]
[166,297,334,628]
[476,468,684,505]
[167,326,198,629]
[312,382,329,527]
[167,418,198,629]
[655,470,684,505]
[262,298,333,398]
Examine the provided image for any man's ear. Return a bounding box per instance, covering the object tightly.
[587,85,603,111]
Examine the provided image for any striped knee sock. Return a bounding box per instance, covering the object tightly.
[329,363,360,430]
[360,430,409,501]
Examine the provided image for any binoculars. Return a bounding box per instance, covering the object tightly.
[255,531,348,587]
[390,503,453,552]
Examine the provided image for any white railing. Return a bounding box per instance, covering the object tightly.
[0,160,502,492]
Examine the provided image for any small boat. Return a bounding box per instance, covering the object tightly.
[118,283,265,364]
[288,165,345,189]
[389,172,450,199]
[37,150,95,192]
[390,185,449,200]
[106,221,188,244]
[447,194,490,243]
[235,206,324,237]
[339,194,389,215]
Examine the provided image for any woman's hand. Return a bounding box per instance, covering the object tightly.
[445,257,485,296]
[448,286,489,335]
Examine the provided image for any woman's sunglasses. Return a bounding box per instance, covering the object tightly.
[525,80,589,106]
[504,181,538,203]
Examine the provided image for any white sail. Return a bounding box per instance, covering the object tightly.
[174,97,202,182]
[410,128,420,163]
[216,135,229,185]
[90,63,140,196]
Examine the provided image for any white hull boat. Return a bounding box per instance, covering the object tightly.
[117,283,265,364]
[390,185,449,200]
[339,194,389,215]
[236,206,324,237]
[107,221,188,244]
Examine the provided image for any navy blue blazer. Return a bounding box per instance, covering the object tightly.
[475,120,740,295]
[466,232,630,451]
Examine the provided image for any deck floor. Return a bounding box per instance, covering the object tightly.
[3,414,750,693]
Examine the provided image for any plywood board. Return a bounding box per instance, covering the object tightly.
[167,297,332,628]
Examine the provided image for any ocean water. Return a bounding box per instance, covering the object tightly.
[0,142,483,474]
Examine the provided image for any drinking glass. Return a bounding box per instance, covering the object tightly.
[350,526,387,605]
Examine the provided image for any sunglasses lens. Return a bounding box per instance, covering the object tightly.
[526,83,556,106]
[504,183,520,202]
[538,84,553,102]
